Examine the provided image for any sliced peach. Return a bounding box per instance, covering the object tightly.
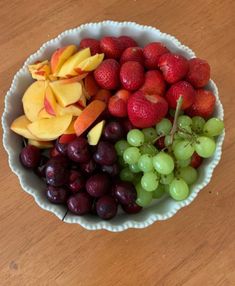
[38,108,54,119]
[74,100,106,136]
[22,81,47,122]
[59,134,77,144]
[44,85,58,116]
[75,53,104,74]
[64,118,76,134]
[60,74,88,84]
[10,115,38,140]
[77,93,87,108]
[57,104,83,116]
[49,80,82,107]
[28,114,72,141]
[93,89,111,104]
[57,48,91,78]
[28,139,53,149]
[28,60,51,80]
[84,73,100,97]
[87,120,105,145]
[50,45,77,75]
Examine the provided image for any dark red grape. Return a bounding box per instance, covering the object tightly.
[121,118,133,134]
[45,157,69,187]
[101,163,119,177]
[68,170,85,193]
[86,173,110,197]
[80,159,97,175]
[103,121,124,142]
[155,136,165,150]
[46,185,68,204]
[93,141,117,165]
[20,145,41,168]
[67,192,92,215]
[34,155,48,178]
[122,202,142,214]
[55,138,68,156]
[113,181,137,205]
[96,195,118,220]
[49,147,60,158]
[67,137,90,163]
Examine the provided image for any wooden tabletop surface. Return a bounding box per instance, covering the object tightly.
[1,1,235,285]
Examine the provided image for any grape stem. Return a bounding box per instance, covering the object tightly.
[170,96,183,144]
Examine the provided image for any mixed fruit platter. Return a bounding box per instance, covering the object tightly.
[10,35,224,220]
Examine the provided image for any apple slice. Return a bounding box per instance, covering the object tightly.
[49,80,82,107]
[28,139,53,149]
[87,120,105,145]
[75,53,104,74]
[50,45,77,75]
[10,115,38,140]
[44,85,58,115]
[74,100,106,136]
[64,118,76,134]
[57,104,83,116]
[28,60,51,80]
[57,48,91,78]
[22,81,47,122]
[38,108,54,119]
[28,114,72,141]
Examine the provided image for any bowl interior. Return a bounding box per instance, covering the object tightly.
[2,21,224,231]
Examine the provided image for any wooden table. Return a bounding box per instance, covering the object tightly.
[1,1,235,285]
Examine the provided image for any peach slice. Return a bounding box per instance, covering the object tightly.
[57,48,91,78]
[74,100,106,136]
[50,45,77,75]
[84,73,100,97]
[49,80,82,107]
[28,60,51,80]
[22,81,47,122]
[28,139,53,149]
[10,115,38,140]
[64,118,76,134]
[87,120,105,145]
[28,114,72,141]
[59,134,77,144]
[60,73,88,84]
[38,108,54,119]
[44,85,58,116]
[75,53,104,74]
[57,104,83,117]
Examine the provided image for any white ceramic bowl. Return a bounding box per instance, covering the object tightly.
[2,21,225,232]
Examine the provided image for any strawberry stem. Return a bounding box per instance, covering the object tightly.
[170,96,183,144]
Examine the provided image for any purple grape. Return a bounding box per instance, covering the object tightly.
[67,137,90,163]
[93,141,117,166]
[103,121,124,142]
[34,155,48,178]
[86,173,110,197]
[101,163,119,177]
[45,157,69,187]
[55,138,68,156]
[67,192,92,215]
[122,202,142,214]
[68,170,85,193]
[80,159,97,175]
[20,145,41,168]
[113,181,137,205]
[46,185,68,204]
[96,195,118,220]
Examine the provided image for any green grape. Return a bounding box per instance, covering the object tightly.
[172,138,181,150]
[142,128,157,143]
[120,167,135,182]
[160,172,174,185]
[129,163,141,173]
[177,115,192,128]
[136,183,153,207]
[140,144,158,156]
[152,184,165,199]
[127,129,145,147]
[174,132,182,140]
[192,116,206,133]
[169,178,189,201]
[177,125,192,139]
[133,173,142,186]
[141,172,159,192]
[156,118,172,135]
[195,136,216,158]
[203,118,224,137]
[153,152,175,175]
[177,158,191,167]
[164,135,172,147]
[164,184,170,194]
[115,140,130,156]
[169,108,184,117]
[123,147,141,164]
[138,154,154,172]
[178,166,198,185]
[118,156,128,168]
[173,140,195,160]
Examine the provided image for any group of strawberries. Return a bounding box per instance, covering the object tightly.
[80,35,215,129]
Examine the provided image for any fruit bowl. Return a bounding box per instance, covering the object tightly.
[2,21,224,231]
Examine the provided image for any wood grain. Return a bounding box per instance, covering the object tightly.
[1,0,235,285]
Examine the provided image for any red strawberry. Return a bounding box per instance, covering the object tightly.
[158,53,189,84]
[143,42,170,69]
[186,58,211,88]
[120,61,145,91]
[120,47,144,65]
[166,81,195,110]
[100,36,123,59]
[108,89,130,118]
[140,70,166,96]
[127,90,168,128]
[190,152,203,168]
[185,89,216,118]
[118,35,138,50]
[79,38,101,55]
[94,59,120,90]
